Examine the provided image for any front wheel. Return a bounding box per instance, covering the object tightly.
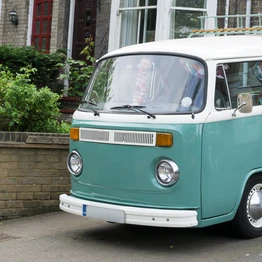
[231,176,262,238]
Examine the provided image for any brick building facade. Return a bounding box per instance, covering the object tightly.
[0,0,29,47]
[0,1,262,60]
[0,0,102,57]
[1,0,262,220]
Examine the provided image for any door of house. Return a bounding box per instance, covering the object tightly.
[31,0,53,53]
[72,0,97,61]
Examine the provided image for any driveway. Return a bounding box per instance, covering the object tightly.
[1,211,262,262]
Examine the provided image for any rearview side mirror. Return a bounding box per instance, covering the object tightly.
[232,93,253,117]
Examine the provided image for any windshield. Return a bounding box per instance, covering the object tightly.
[80,54,206,115]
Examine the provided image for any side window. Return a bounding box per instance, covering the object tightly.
[253,61,262,105]
[215,65,230,109]
[216,62,262,109]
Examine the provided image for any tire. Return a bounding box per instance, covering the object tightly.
[231,176,262,238]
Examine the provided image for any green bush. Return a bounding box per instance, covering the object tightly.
[0,66,69,133]
[0,45,65,93]
[57,37,95,97]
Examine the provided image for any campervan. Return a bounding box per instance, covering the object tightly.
[60,35,262,238]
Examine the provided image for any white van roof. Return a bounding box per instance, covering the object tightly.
[102,36,262,61]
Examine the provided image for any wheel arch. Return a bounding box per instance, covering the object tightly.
[233,169,262,217]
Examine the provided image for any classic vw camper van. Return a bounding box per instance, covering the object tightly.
[60,35,262,238]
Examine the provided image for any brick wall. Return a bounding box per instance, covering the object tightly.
[217,0,262,28]
[50,0,70,53]
[0,0,29,46]
[0,132,70,220]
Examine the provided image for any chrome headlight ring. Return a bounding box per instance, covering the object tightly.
[155,160,180,186]
[67,151,83,176]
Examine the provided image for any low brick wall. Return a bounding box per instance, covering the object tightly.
[0,132,70,220]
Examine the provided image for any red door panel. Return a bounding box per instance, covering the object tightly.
[32,0,53,53]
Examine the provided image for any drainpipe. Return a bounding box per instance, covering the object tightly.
[224,0,230,28]
[245,0,251,28]
[243,0,252,87]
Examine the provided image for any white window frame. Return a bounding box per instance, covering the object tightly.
[109,0,217,52]
[0,0,2,21]
[67,0,75,58]
[27,0,34,46]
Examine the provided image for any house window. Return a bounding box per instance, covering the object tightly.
[119,0,157,48]
[109,0,216,52]
[170,0,207,39]
[32,0,53,52]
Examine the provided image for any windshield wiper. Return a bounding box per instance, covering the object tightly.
[110,105,156,119]
[80,100,100,116]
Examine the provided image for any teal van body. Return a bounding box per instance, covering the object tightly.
[70,120,202,208]
[60,36,262,237]
[202,111,262,221]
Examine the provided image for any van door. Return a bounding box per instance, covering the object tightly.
[202,61,262,219]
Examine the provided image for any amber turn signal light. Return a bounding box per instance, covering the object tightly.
[70,128,79,141]
[156,133,173,147]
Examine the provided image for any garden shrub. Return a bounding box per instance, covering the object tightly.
[0,45,65,93]
[0,65,70,133]
[57,37,95,97]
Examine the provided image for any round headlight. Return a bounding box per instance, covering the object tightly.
[67,151,83,176]
[155,160,180,186]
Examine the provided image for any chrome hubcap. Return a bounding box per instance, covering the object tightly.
[247,183,262,228]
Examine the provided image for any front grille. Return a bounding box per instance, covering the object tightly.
[80,129,110,142]
[79,128,156,146]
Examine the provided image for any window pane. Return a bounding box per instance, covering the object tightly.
[42,37,46,50]
[223,61,262,108]
[139,7,156,43]
[36,20,41,34]
[215,66,230,109]
[139,0,157,6]
[120,4,156,47]
[170,10,203,39]
[37,4,42,16]
[44,2,49,16]
[50,1,53,15]
[49,19,52,32]
[146,7,156,41]
[120,10,138,47]
[43,20,48,33]
[86,12,91,27]
[34,38,39,49]
[174,0,205,8]
[120,0,156,7]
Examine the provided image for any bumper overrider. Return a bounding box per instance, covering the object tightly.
[59,194,198,227]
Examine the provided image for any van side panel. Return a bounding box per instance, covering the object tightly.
[202,111,262,219]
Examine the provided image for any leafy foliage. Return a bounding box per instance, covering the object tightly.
[0,45,65,93]
[57,37,95,97]
[0,66,68,133]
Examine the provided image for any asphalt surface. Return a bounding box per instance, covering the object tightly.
[1,211,262,262]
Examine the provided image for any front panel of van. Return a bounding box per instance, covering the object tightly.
[69,118,203,211]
